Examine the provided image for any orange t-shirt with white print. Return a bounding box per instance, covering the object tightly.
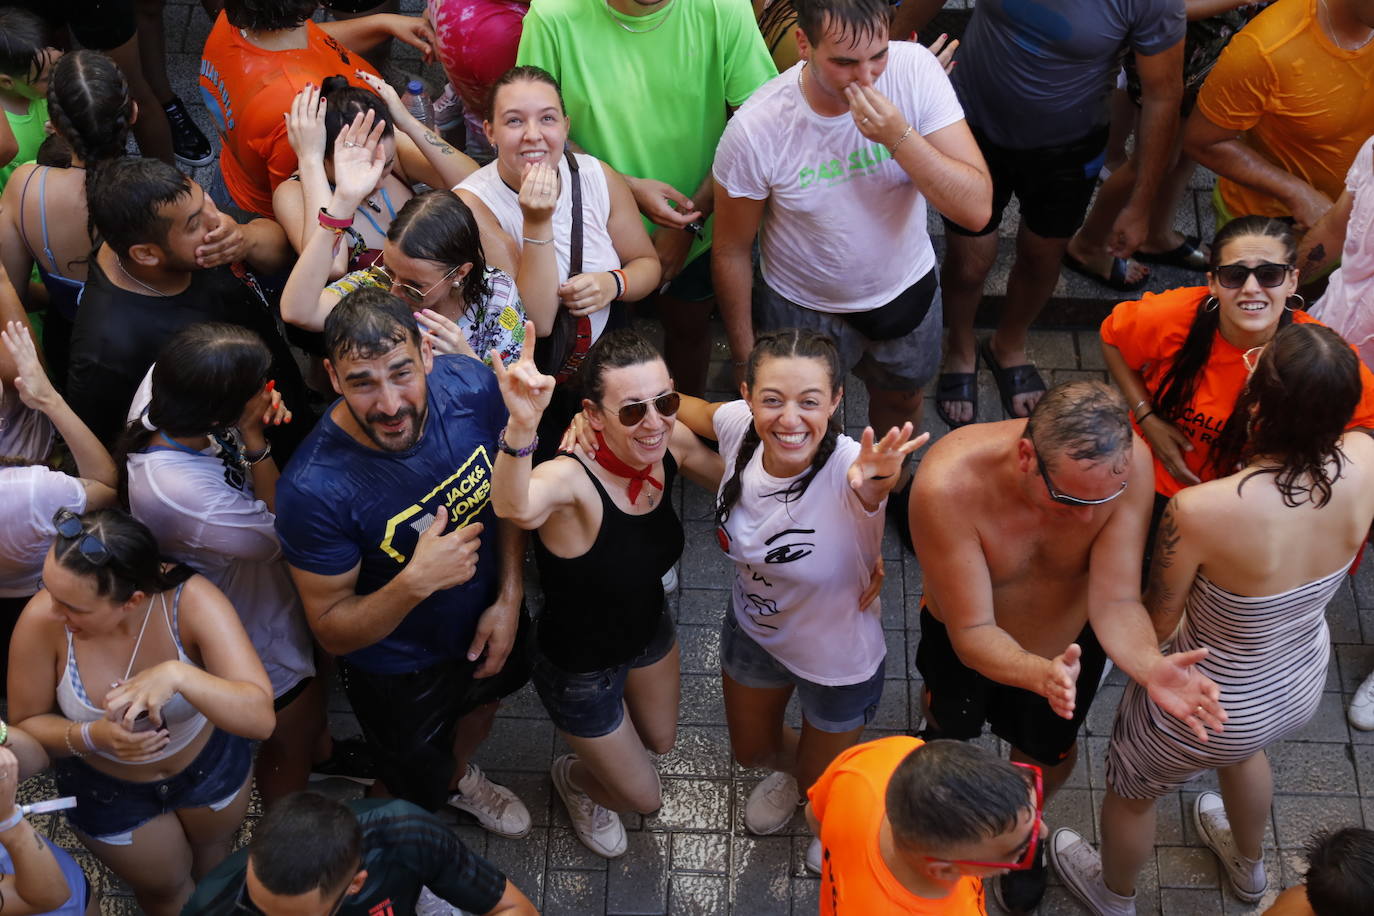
[808,737,988,916]
[200,13,381,217]
[1099,285,1374,498]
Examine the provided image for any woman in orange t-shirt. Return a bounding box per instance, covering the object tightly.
[1100,215,1374,510]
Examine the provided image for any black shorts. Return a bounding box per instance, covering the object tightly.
[915,607,1107,766]
[943,125,1109,240]
[14,0,136,51]
[338,609,533,811]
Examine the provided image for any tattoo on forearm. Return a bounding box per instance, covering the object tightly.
[1146,501,1182,613]
[1305,243,1326,267]
[421,131,455,156]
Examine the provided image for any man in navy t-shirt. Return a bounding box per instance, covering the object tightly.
[276,287,532,837]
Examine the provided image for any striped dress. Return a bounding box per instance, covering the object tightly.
[1106,560,1350,800]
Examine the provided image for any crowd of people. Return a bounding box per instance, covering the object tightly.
[1,0,1374,913]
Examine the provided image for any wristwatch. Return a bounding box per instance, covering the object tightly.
[683,220,704,236]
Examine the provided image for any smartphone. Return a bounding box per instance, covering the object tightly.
[129,711,156,733]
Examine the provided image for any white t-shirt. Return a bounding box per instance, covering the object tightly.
[712,41,964,313]
[0,465,85,597]
[1312,134,1374,369]
[712,400,885,685]
[126,447,315,697]
[0,390,54,465]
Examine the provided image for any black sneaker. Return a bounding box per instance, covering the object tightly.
[308,737,378,786]
[163,96,214,168]
[994,841,1048,914]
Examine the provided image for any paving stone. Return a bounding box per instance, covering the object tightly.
[731,835,793,916]
[668,874,731,915]
[680,588,727,625]
[648,777,733,832]
[544,869,607,916]
[789,877,821,915]
[547,825,614,872]
[487,768,555,828]
[679,522,735,588]
[671,832,731,874]
[1046,787,1097,844]
[476,717,555,772]
[1286,693,1353,745]
[657,726,734,779]
[678,624,723,675]
[1076,331,1108,371]
[679,674,726,726]
[1157,845,1219,888]
[607,831,670,915]
[1272,795,1363,848]
[1160,887,1225,914]
[1266,741,1358,795]
[487,828,548,910]
[1327,579,1362,644]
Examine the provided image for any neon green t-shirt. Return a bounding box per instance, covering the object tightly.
[517,0,777,261]
[0,98,49,193]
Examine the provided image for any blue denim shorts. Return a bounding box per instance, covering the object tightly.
[532,612,677,738]
[720,611,885,733]
[53,727,252,844]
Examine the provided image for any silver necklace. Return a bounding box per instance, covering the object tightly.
[115,256,172,298]
[601,0,677,34]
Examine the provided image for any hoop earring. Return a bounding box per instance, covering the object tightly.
[1286,293,1304,312]
[1203,296,1219,312]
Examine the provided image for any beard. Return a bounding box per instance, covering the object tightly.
[348,401,427,452]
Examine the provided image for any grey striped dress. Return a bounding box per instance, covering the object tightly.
[1106,560,1350,800]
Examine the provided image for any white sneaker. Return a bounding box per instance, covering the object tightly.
[551,754,627,858]
[1349,668,1374,730]
[1048,828,1136,916]
[661,566,679,594]
[745,770,800,835]
[805,836,822,875]
[1194,792,1267,903]
[447,764,532,839]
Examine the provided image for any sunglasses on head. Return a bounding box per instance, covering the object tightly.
[52,508,112,567]
[1213,262,1293,289]
[1032,442,1128,507]
[610,392,681,426]
[925,762,1044,870]
[375,262,460,304]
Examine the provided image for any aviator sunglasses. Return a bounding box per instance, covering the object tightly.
[1212,262,1294,289]
[611,392,681,426]
[52,508,113,567]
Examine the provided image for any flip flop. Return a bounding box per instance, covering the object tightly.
[934,357,978,430]
[979,338,1046,420]
[1062,252,1149,293]
[1134,235,1209,272]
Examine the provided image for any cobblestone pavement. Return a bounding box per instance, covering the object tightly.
[15,2,1372,914]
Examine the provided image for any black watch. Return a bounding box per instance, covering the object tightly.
[683,219,704,236]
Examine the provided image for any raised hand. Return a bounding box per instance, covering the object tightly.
[406,505,485,592]
[386,14,436,62]
[1042,643,1081,720]
[490,321,555,430]
[926,33,959,74]
[415,308,479,360]
[330,110,389,212]
[518,160,559,226]
[236,379,291,439]
[1145,647,1227,743]
[354,69,409,126]
[1,321,57,414]
[285,82,327,164]
[846,423,929,510]
[844,83,909,148]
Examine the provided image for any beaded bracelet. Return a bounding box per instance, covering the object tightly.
[498,426,539,458]
[0,718,8,746]
[63,722,86,758]
[0,809,22,833]
[610,269,626,300]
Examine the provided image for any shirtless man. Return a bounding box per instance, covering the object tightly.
[909,379,1225,913]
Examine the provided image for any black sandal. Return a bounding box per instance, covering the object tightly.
[979,338,1046,420]
[934,353,979,429]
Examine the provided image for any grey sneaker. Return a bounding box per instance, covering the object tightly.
[447,763,531,839]
[1047,828,1136,916]
[551,754,627,858]
[1193,792,1267,903]
[745,770,800,835]
[1349,668,1374,730]
[805,836,822,875]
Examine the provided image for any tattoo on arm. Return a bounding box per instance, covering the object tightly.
[420,130,455,156]
[1304,243,1326,267]
[1146,501,1182,614]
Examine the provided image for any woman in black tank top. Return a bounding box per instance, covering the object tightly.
[490,326,723,860]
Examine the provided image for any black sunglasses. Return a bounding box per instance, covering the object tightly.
[1213,262,1293,289]
[52,508,113,567]
[1033,445,1127,507]
[611,392,681,426]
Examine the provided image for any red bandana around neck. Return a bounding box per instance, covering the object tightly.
[593,430,663,505]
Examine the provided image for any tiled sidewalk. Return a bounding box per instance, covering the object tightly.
[17,2,1372,913]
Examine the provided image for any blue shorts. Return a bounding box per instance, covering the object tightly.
[53,727,251,844]
[719,611,884,733]
[532,611,677,738]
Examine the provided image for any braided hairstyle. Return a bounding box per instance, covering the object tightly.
[45,50,133,257]
[1208,323,1360,506]
[715,328,843,527]
[1151,215,1298,423]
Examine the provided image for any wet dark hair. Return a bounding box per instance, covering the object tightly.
[1151,216,1298,426]
[51,509,178,603]
[0,7,48,82]
[715,328,843,528]
[88,157,192,257]
[576,329,665,406]
[114,324,272,487]
[1304,827,1374,916]
[484,65,567,122]
[249,792,363,897]
[1023,380,1133,468]
[886,741,1034,853]
[320,75,394,155]
[387,189,492,308]
[35,133,72,169]
[794,0,892,47]
[224,0,320,31]
[324,285,422,362]
[46,50,135,260]
[1210,323,1360,507]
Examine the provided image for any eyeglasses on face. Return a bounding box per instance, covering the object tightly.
[1212,262,1293,289]
[1032,442,1128,507]
[924,762,1044,871]
[376,262,460,304]
[609,392,681,426]
[52,508,113,567]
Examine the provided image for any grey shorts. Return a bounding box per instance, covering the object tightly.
[753,277,943,393]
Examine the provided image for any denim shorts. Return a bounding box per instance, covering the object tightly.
[53,727,252,844]
[719,612,884,733]
[532,612,677,738]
